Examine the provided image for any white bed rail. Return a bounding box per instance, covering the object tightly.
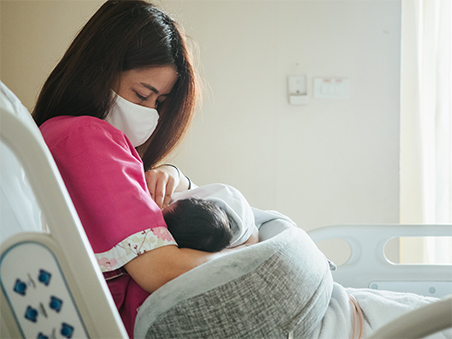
[308,224,452,297]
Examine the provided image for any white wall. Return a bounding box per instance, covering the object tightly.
[160,1,401,224]
[1,0,401,262]
[0,1,102,108]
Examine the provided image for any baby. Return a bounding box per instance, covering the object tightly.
[163,183,258,252]
[163,197,234,252]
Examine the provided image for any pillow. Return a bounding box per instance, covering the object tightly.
[134,210,333,338]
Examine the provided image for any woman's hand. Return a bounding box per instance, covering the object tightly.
[145,165,180,209]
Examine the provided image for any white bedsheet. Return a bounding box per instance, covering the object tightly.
[311,283,451,338]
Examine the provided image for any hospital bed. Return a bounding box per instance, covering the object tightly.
[0,80,450,338]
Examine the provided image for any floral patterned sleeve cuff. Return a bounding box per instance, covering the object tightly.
[95,227,178,272]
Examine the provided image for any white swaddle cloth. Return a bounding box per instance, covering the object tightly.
[170,183,255,247]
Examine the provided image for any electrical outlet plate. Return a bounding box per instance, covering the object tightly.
[314,78,349,99]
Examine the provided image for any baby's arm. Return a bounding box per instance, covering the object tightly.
[243,224,259,245]
[220,224,258,252]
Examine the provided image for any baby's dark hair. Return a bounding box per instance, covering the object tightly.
[163,197,233,252]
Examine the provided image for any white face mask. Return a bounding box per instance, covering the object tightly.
[105,92,159,147]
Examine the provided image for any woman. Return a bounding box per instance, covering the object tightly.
[33,1,246,336]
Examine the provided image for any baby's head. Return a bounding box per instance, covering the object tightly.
[163,197,233,252]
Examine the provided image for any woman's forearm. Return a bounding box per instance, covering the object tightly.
[124,245,220,293]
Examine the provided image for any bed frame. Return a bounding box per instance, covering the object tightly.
[308,224,452,298]
[0,82,128,338]
[1,81,450,338]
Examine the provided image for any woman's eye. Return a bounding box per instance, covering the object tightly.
[135,92,147,101]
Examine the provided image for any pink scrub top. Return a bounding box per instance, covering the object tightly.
[40,115,177,337]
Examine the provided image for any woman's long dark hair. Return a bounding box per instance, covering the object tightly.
[33,0,198,170]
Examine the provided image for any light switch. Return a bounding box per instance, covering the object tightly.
[288,76,306,94]
[288,76,308,105]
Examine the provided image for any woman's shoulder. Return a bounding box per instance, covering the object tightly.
[40,115,126,146]
[40,115,111,133]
